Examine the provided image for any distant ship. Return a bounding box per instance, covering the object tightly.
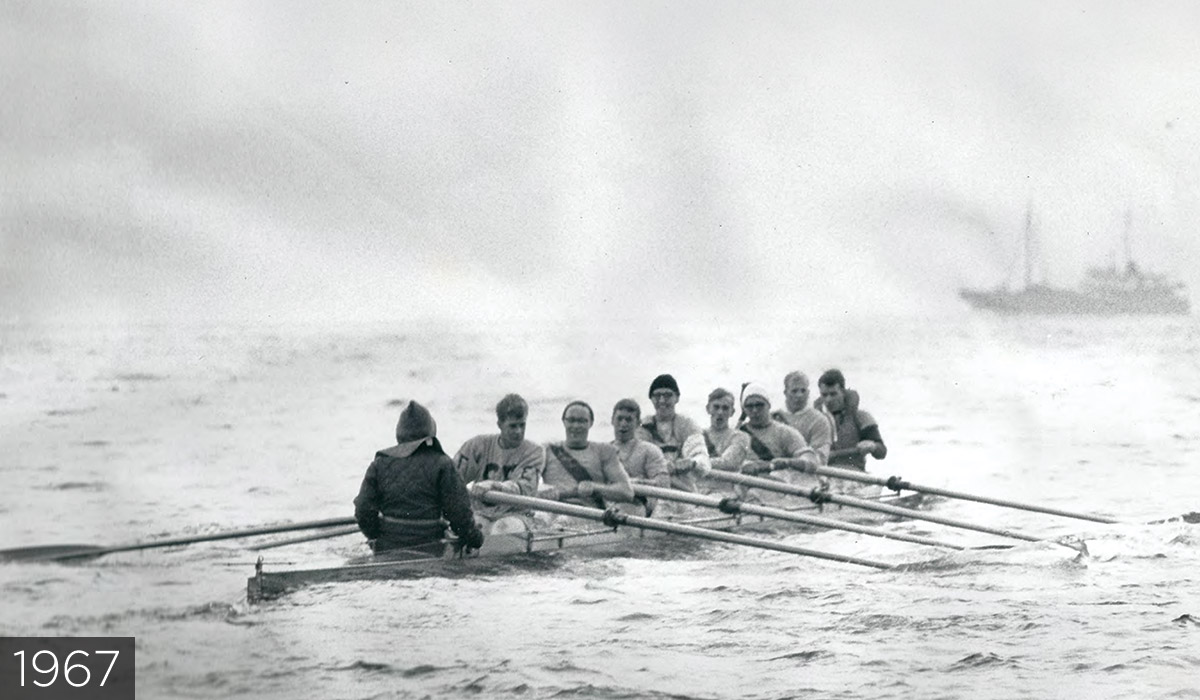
[959,208,1190,315]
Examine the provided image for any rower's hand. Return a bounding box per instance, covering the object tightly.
[463,526,485,551]
[856,440,877,455]
[771,458,796,472]
[672,458,698,474]
[741,460,771,475]
[468,480,501,497]
[577,481,596,498]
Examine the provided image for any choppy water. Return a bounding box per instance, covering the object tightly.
[1,314,1198,699]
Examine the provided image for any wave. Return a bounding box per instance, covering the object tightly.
[37,481,109,492]
[614,612,659,622]
[767,649,827,662]
[947,652,1019,670]
[44,407,96,417]
[113,373,168,382]
[43,601,242,629]
[332,660,456,678]
[548,685,718,700]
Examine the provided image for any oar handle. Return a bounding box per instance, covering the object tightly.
[808,465,1120,525]
[633,484,964,550]
[706,470,1046,544]
[480,491,893,570]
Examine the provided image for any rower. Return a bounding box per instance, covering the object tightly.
[352,400,485,555]
[737,382,821,504]
[635,373,711,492]
[815,369,887,471]
[540,400,636,510]
[453,393,544,534]
[610,398,670,516]
[701,387,751,492]
[772,371,834,465]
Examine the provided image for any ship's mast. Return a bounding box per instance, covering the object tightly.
[1123,208,1133,269]
[1024,204,1033,289]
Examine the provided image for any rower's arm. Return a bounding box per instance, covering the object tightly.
[858,422,887,460]
[680,433,712,475]
[436,458,478,539]
[773,432,819,472]
[709,432,750,471]
[596,448,636,502]
[639,447,671,489]
[808,414,834,466]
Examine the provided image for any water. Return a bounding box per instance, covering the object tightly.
[2,315,1198,699]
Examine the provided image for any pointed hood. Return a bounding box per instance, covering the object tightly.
[389,399,439,457]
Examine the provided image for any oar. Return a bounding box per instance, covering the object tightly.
[804,464,1119,524]
[0,517,357,563]
[706,471,1057,545]
[250,525,362,551]
[480,491,893,570]
[632,484,967,550]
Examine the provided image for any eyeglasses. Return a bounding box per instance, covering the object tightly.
[743,401,768,410]
[650,391,677,401]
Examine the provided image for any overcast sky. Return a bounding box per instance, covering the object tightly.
[3,1,1198,323]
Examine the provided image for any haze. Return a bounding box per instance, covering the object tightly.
[3,1,1198,324]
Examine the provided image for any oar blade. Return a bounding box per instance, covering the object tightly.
[0,545,106,563]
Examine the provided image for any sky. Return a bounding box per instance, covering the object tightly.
[3,0,1199,324]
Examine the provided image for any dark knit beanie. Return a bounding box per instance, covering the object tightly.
[648,374,680,398]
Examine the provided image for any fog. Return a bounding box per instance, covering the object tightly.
[4,1,1198,324]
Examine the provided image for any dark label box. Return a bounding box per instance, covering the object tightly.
[0,637,135,699]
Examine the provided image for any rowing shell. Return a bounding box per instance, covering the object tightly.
[247,488,929,602]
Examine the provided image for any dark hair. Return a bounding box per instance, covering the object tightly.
[818,369,846,389]
[561,400,595,423]
[612,398,641,419]
[495,393,528,422]
[706,387,735,405]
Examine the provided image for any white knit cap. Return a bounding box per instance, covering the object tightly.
[740,382,772,407]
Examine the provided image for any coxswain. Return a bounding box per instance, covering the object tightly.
[353,400,484,555]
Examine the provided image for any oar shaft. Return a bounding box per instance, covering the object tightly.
[481,492,892,570]
[706,471,1043,543]
[56,517,358,561]
[251,526,361,551]
[633,484,964,550]
[809,465,1119,524]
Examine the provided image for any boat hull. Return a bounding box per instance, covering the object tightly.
[247,491,928,602]
[959,286,1190,315]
